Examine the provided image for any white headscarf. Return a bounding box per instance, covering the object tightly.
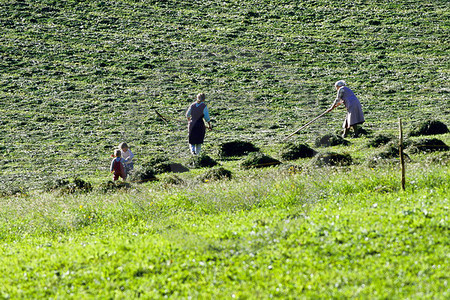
[335,80,346,87]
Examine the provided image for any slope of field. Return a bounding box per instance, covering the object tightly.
[0,0,449,188]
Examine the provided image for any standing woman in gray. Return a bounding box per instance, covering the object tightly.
[186,93,212,155]
[328,80,365,138]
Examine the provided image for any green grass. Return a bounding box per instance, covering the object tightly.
[0,163,448,298]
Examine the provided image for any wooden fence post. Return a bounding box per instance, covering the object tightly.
[399,118,406,191]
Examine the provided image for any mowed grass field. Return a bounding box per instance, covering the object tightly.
[0,0,448,186]
[0,0,449,298]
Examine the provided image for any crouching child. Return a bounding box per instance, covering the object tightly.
[110,149,126,181]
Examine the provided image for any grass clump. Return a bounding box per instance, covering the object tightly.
[366,133,395,148]
[187,154,218,169]
[367,141,412,167]
[280,143,316,160]
[198,167,232,182]
[409,120,449,136]
[312,152,352,166]
[97,180,131,193]
[154,162,189,174]
[219,140,259,157]
[375,141,401,159]
[45,177,92,194]
[241,152,281,169]
[161,174,184,186]
[128,165,157,183]
[409,138,449,153]
[315,133,350,147]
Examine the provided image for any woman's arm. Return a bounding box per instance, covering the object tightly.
[328,88,344,111]
[186,106,192,120]
[203,106,212,130]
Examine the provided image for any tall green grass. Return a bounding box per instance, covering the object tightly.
[0,163,448,298]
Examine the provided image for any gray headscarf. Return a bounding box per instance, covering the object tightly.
[335,80,346,87]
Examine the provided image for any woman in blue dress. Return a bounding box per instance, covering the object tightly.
[328,80,365,138]
[186,93,212,155]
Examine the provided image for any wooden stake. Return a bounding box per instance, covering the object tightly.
[399,118,406,191]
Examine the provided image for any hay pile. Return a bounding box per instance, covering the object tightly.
[409,120,449,136]
[312,152,352,166]
[187,154,218,168]
[161,175,184,186]
[374,141,401,159]
[129,165,157,182]
[280,143,316,160]
[45,177,92,194]
[409,138,449,153]
[198,167,232,182]
[366,134,395,148]
[241,152,281,169]
[315,134,350,147]
[98,181,131,193]
[219,140,259,157]
[154,162,189,174]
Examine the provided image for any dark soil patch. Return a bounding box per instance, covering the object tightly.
[280,143,316,160]
[315,134,350,147]
[409,120,449,136]
[409,138,449,153]
[198,167,232,182]
[219,140,259,157]
[241,152,281,169]
[187,154,218,168]
[366,134,395,148]
[312,152,352,166]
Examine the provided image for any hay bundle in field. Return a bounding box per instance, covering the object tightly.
[409,138,449,153]
[45,177,92,194]
[144,155,189,174]
[154,162,189,174]
[280,143,316,160]
[219,140,259,157]
[409,120,449,136]
[187,154,218,168]
[198,167,232,182]
[98,180,131,193]
[312,152,352,166]
[375,141,401,159]
[161,174,184,186]
[315,134,350,147]
[129,165,157,182]
[241,152,281,169]
[366,134,395,148]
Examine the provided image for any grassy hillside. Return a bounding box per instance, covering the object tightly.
[0,0,449,188]
[0,0,449,298]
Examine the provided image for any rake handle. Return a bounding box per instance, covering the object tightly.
[283,109,330,142]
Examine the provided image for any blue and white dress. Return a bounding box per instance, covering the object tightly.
[335,86,365,128]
